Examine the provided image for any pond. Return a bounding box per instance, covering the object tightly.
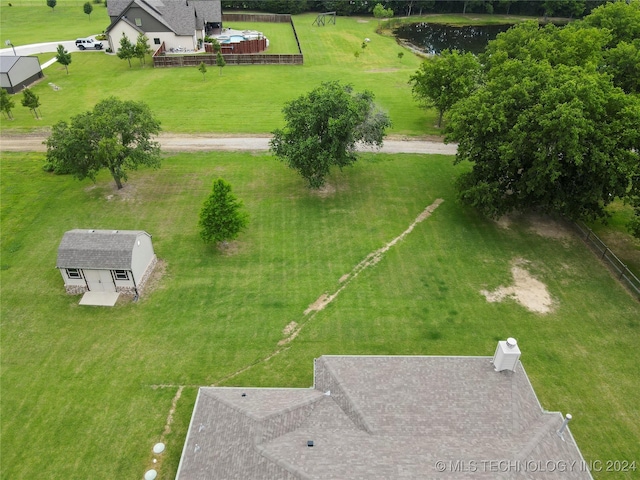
[393,23,514,55]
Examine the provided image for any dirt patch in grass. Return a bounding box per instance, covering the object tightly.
[480,259,554,314]
[310,183,337,198]
[218,240,243,256]
[527,214,573,242]
[278,321,300,346]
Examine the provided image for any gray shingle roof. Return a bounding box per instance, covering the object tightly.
[56,229,149,269]
[176,356,592,479]
[107,0,221,36]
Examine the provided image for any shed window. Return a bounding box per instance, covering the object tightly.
[113,270,129,281]
[66,268,82,279]
[135,18,142,26]
[154,38,161,45]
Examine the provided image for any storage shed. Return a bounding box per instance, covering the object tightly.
[0,56,44,94]
[56,229,157,297]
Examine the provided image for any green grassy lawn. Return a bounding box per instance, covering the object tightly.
[0,2,111,46]
[2,7,640,480]
[0,14,435,135]
[1,151,639,479]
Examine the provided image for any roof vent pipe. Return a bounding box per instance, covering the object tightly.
[557,413,572,439]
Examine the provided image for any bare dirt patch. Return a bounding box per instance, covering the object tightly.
[480,259,554,314]
[311,183,337,198]
[527,214,573,241]
[282,321,297,336]
[494,215,513,229]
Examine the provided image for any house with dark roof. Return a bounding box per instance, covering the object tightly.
[105,0,222,53]
[175,354,593,479]
[56,229,157,300]
[0,56,44,94]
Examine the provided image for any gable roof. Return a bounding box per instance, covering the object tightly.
[176,355,592,479]
[107,0,221,36]
[0,56,41,74]
[56,229,150,270]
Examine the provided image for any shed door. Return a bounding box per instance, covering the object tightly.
[84,270,116,292]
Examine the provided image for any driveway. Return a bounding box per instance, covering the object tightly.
[0,37,103,59]
[0,133,457,155]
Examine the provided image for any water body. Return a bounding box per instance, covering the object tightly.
[394,23,514,55]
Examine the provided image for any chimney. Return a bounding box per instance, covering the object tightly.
[492,337,521,372]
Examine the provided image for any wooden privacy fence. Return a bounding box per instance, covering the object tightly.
[153,13,303,67]
[573,221,640,299]
[153,52,302,67]
[222,13,292,23]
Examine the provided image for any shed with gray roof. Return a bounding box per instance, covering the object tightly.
[176,355,592,479]
[56,229,156,296]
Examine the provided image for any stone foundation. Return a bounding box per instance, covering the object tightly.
[65,285,88,295]
[136,255,158,296]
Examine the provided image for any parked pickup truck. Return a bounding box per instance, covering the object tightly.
[75,38,103,50]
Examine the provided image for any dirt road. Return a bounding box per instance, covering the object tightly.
[0,133,457,155]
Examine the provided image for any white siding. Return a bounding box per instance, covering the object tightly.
[130,233,155,285]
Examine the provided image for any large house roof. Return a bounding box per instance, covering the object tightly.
[176,355,592,479]
[56,229,150,270]
[107,0,221,36]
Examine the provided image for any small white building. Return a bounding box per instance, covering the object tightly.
[56,229,157,297]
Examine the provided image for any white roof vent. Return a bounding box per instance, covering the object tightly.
[492,337,521,372]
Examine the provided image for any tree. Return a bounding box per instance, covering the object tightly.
[216,52,226,75]
[83,1,92,18]
[46,0,56,11]
[55,44,72,74]
[44,97,161,189]
[373,3,393,25]
[117,33,136,68]
[198,178,249,245]
[135,33,152,65]
[445,59,640,222]
[270,81,392,189]
[1,89,15,120]
[21,88,41,119]
[409,49,481,127]
[198,61,207,81]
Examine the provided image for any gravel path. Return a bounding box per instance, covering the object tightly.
[0,133,457,155]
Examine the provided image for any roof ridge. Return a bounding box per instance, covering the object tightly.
[513,414,560,462]
[315,357,375,434]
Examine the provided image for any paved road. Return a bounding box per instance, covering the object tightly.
[0,133,457,155]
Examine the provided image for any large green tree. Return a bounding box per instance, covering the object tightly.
[44,97,161,189]
[199,178,249,245]
[55,44,72,74]
[0,89,15,120]
[270,81,391,189]
[117,33,136,68]
[46,0,56,11]
[446,59,640,222]
[409,49,481,127]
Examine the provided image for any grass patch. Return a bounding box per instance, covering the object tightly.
[0,2,111,46]
[1,151,639,479]
[0,14,434,135]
